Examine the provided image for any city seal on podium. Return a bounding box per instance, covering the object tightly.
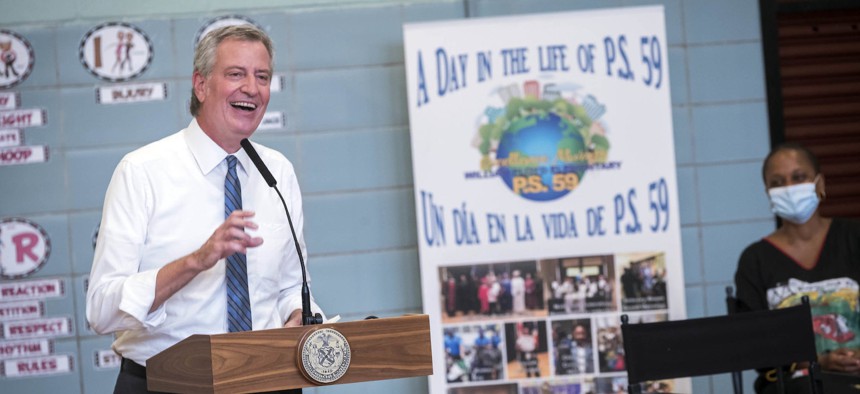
[297,327,351,384]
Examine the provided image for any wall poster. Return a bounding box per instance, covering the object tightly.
[404,6,687,393]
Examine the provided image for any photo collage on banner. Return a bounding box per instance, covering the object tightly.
[404,6,686,394]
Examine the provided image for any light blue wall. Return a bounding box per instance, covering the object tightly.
[0,1,775,393]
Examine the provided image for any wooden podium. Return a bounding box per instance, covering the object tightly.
[146,315,433,393]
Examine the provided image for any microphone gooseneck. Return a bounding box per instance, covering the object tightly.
[240,139,277,187]
[240,138,323,326]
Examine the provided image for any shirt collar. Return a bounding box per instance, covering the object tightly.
[183,118,251,176]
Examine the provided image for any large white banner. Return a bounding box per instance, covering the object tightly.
[404,6,685,394]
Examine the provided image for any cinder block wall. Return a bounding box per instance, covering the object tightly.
[0,1,772,393]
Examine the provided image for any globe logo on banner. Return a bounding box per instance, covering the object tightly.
[475,80,610,201]
[79,22,153,82]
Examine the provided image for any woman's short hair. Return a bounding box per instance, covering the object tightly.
[761,142,820,181]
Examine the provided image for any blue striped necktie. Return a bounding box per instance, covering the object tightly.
[224,155,252,332]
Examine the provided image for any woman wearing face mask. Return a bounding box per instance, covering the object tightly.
[735,142,860,393]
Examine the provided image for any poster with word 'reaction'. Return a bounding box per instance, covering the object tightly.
[404,6,686,393]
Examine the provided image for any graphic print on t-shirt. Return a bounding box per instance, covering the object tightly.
[767,277,860,352]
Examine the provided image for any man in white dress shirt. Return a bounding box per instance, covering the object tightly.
[86,24,323,393]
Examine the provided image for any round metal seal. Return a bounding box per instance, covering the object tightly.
[297,327,351,384]
[0,217,51,279]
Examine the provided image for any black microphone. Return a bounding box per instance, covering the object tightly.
[240,138,323,326]
[241,138,277,187]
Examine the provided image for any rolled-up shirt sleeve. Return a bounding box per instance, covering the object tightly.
[86,159,166,334]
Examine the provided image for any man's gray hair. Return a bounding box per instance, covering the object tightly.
[189,24,274,117]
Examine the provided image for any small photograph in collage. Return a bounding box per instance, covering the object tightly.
[519,378,596,394]
[630,380,675,393]
[593,315,625,373]
[593,376,628,393]
[623,312,669,325]
[504,320,550,379]
[439,261,547,324]
[447,382,518,394]
[550,318,595,376]
[540,254,617,315]
[444,324,505,383]
[616,252,668,312]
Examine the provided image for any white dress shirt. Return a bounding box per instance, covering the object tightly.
[517,334,536,353]
[86,119,324,366]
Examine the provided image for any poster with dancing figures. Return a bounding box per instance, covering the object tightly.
[403,6,687,393]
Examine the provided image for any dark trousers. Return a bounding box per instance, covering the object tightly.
[117,358,301,394]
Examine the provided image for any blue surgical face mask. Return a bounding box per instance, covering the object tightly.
[767,176,820,224]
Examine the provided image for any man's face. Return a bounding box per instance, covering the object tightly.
[573,326,587,343]
[194,38,271,152]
